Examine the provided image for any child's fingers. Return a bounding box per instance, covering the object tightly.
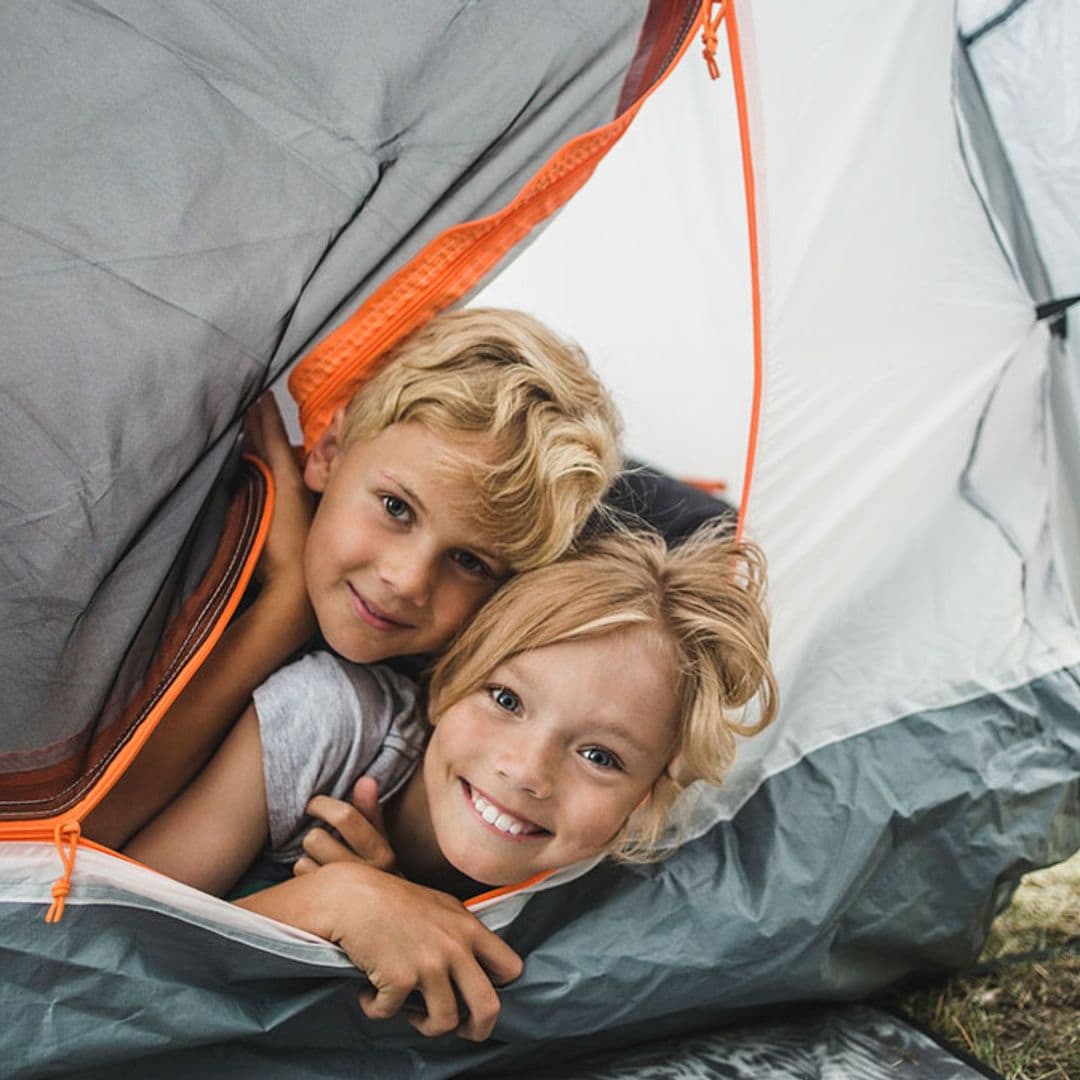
[300,826,357,867]
[357,981,411,1024]
[474,930,524,988]
[292,854,317,876]
[240,394,268,455]
[305,795,396,871]
[243,393,296,469]
[349,776,385,833]
[449,960,503,1042]
[406,975,461,1039]
[257,397,294,466]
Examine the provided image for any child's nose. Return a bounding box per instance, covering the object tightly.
[379,545,435,606]
[495,737,556,799]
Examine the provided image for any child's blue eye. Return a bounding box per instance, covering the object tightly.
[453,550,493,579]
[382,495,410,521]
[489,687,521,714]
[581,747,620,770]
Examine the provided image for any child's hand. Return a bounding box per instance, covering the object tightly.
[238,862,524,1041]
[296,778,397,874]
[242,393,314,598]
[337,865,522,1041]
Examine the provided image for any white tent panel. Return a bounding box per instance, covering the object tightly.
[474,45,753,498]
[957,0,1080,298]
[710,1,1078,821]
[956,0,1080,619]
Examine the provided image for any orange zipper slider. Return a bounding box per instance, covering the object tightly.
[701,0,726,80]
[45,820,81,924]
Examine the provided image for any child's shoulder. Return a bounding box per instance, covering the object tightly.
[259,649,420,713]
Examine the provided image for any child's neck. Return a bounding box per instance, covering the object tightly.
[385,767,484,901]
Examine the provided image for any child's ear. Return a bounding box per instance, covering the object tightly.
[663,752,688,787]
[303,406,346,493]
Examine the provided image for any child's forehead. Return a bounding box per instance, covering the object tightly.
[501,624,671,668]
[373,420,492,474]
[499,622,675,678]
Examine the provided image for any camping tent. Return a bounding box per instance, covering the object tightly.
[2,1,1078,1076]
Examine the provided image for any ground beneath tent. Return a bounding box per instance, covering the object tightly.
[894,851,1080,1080]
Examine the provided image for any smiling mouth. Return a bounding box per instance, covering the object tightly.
[348,585,413,630]
[463,782,548,839]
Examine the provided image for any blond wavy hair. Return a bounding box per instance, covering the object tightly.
[339,308,621,572]
[427,523,779,863]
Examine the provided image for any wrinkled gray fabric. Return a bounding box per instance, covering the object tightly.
[0,0,644,750]
[500,1005,987,1079]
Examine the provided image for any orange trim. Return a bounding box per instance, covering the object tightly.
[44,820,80,923]
[83,839,143,866]
[700,0,725,80]
[0,829,167,925]
[0,455,275,839]
[683,477,728,495]
[724,1,763,543]
[289,8,702,451]
[465,869,555,909]
[3,823,551,909]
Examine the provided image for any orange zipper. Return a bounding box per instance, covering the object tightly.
[290,4,705,450]
[294,134,638,440]
[721,0,763,542]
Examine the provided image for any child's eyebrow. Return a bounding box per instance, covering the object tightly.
[382,472,426,515]
[584,721,655,759]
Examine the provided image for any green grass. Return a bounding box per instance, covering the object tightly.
[895,850,1080,1079]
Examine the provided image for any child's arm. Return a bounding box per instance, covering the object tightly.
[84,395,316,850]
[124,704,270,895]
[236,862,523,1042]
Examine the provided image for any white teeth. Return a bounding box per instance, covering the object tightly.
[471,792,529,834]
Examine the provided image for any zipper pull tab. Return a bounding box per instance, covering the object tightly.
[701,0,726,81]
[45,820,81,924]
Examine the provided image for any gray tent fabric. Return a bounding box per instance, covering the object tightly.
[0,845,1001,1079]
[499,1006,992,1079]
[0,0,652,759]
[2,1,1079,1078]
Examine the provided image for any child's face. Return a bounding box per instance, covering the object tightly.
[303,420,508,663]
[422,627,678,887]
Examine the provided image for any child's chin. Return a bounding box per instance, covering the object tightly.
[449,854,521,891]
[321,631,392,666]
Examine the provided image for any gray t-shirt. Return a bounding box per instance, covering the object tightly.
[252,651,429,863]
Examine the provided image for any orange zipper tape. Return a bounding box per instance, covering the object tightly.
[724,0,764,542]
[290,6,705,451]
